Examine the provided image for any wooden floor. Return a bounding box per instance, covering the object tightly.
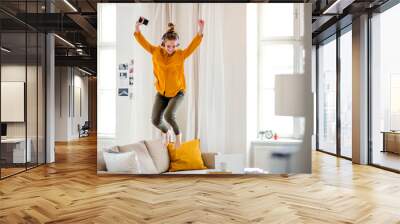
[1,163,43,178]
[373,150,400,171]
[1,167,26,178]
[1,135,400,223]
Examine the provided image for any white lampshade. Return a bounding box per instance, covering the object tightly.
[274,74,306,117]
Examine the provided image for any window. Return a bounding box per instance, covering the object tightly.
[315,26,352,159]
[257,4,304,137]
[390,74,400,130]
[98,4,116,137]
[317,37,337,154]
[371,3,400,171]
[340,29,352,158]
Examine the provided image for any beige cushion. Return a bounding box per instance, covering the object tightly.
[144,139,170,173]
[201,152,218,169]
[118,142,159,174]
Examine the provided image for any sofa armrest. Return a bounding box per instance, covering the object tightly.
[201,152,218,169]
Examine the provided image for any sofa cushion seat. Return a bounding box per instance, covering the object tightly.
[162,169,216,174]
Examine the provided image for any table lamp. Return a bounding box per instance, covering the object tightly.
[275,74,306,139]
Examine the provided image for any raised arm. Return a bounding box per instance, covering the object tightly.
[134,20,155,54]
[182,19,204,59]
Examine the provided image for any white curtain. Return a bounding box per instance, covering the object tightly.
[174,4,199,142]
[197,4,226,153]
[172,3,226,153]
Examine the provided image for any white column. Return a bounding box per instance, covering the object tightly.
[302,3,313,173]
[46,1,56,163]
[352,14,369,164]
[46,33,55,163]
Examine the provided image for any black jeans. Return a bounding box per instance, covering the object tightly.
[151,91,184,135]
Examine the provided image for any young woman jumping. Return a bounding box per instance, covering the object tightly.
[134,18,204,148]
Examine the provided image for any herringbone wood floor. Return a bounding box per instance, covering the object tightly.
[1,135,400,224]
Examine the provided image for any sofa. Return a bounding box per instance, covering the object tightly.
[97,139,218,174]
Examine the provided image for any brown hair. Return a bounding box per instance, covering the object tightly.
[161,22,179,47]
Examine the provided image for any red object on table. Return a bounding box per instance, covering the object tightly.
[273,133,278,140]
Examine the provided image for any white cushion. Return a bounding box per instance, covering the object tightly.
[103,151,140,173]
[98,146,119,171]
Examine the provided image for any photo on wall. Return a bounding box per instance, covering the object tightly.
[118,88,129,97]
[97,3,313,175]
[119,72,127,79]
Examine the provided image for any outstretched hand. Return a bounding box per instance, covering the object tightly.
[198,19,204,35]
[135,22,141,33]
[135,16,145,33]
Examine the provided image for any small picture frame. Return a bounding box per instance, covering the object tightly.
[118,88,129,96]
[119,72,127,79]
[119,63,128,70]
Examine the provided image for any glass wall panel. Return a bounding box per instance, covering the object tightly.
[0,1,46,179]
[340,29,352,158]
[27,30,38,169]
[317,37,337,154]
[371,3,400,171]
[26,0,40,169]
[1,30,28,177]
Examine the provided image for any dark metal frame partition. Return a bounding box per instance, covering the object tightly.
[315,24,352,161]
[0,0,48,179]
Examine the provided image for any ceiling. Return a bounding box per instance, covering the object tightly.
[311,0,390,44]
[1,0,98,74]
[0,0,394,75]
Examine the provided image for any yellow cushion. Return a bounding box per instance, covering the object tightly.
[167,139,207,172]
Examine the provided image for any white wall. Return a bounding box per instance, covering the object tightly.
[72,73,89,137]
[55,67,89,141]
[55,67,69,141]
[114,4,156,146]
[1,65,39,138]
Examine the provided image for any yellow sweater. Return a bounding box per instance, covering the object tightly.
[134,31,203,97]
